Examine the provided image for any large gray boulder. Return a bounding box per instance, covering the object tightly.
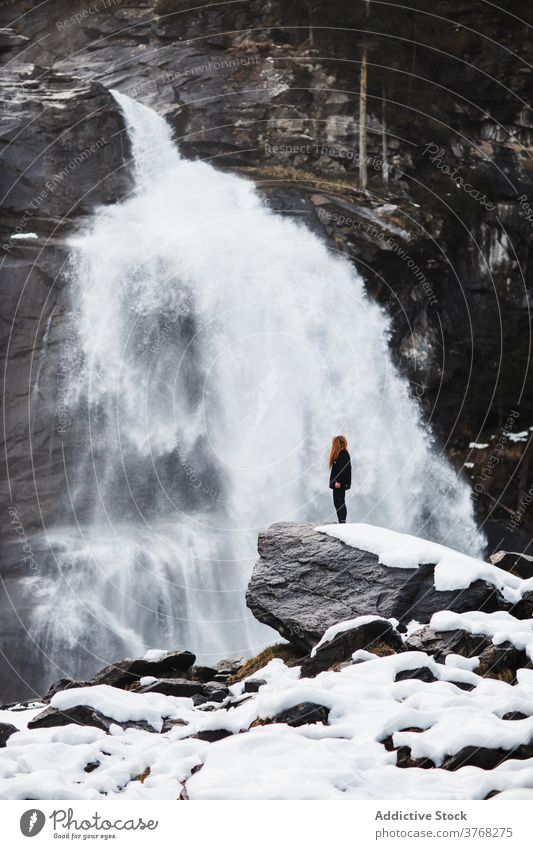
[246,523,501,651]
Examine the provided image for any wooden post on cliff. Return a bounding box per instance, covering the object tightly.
[381,86,389,184]
[359,47,368,191]
[358,1,371,191]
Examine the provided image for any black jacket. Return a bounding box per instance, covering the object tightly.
[329,448,351,490]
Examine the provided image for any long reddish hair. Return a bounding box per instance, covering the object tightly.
[329,434,348,468]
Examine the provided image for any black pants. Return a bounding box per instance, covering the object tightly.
[333,487,347,523]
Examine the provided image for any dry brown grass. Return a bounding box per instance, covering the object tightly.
[368,640,399,657]
[229,643,303,683]
[235,164,360,196]
[131,766,151,783]
[475,663,515,684]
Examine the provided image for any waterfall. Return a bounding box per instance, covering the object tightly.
[28,93,484,683]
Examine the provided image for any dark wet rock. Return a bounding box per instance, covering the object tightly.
[395,746,436,770]
[404,626,491,661]
[489,551,533,580]
[191,695,210,707]
[501,712,529,721]
[193,666,219,683]
[200,658,245,684]
[89,660,141,689]
[198,682,230,703]
[404,628,505,687]
[139,678,206,698]
[220,694,254,711]
[395,667,438,684]
[381,727,425,748]
[243,678,267,693]
[395,664,474,690]
[161,718,189,733]
[91,651,196,689]
[448,680,476,692]
[127,650,197,679]
[512,591,533,620]
[442,744,533,771]
[28,704,157,733]
[29,705,112,732]
[484,789,501,800]
[301,619,404,678]
[139,677,229,702]
[214,658,245,679]
[476,643,531,683]
[0,699,46,712]
[247,524,501,651]
[0,722,18,747]
[267,702,330,728]
[381,731,435,769]
[84,761,100,773]
[195,729,233,743]
[44,678,86,701]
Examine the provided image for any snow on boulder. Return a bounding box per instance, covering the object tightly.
[46,685,194,733]
[246,523,502,651]
[404,625,491,661]
[301,617,403,678]
[317,523,527,604]
[311,615,399,657]
[431,610,533,663]
[89,650,196,689]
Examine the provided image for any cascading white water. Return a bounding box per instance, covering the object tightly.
[30,93,484,680]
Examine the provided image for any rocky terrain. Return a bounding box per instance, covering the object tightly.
[0,0,532,550]
[2,521,533,799]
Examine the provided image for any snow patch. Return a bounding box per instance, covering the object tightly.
[141,649,168,662]
[316,523,525,603]
[507,431,529,443]
[444,653,480,672]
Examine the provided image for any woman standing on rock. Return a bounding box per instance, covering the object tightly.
[329,435,351,523]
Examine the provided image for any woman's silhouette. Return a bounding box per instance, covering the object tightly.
[329,435,351,523]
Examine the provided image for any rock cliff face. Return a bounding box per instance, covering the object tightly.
[1,65,131,535]
[0,0,532,544]
[246,523,501,650]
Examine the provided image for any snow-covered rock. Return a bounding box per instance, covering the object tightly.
[90,650,196,689]
[318,523,528,604]
[302,617,403,678]
[246,522,506,650]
